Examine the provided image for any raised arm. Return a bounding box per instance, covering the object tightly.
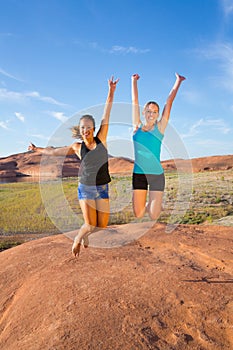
[159,73,186,134]
[131,74,141,131]
[97,76,119,143]
[28,142,81,158]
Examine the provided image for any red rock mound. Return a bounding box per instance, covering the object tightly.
[108,156,134,174]
[0,222,232,349]
[162,155,233,173]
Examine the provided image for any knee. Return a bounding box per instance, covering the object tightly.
[97,222,108,229]
[133,207,145,218]
[82,223,95,232]
[149,208,161,221]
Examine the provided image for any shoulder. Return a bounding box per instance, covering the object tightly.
[95,136,101,143]
[133,123,142,134]
[71,142,82,151]
[95,134,107,148]
[157,120,166,135]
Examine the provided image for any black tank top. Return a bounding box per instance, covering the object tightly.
[79,137,111,186]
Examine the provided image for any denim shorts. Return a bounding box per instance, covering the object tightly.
[78,183,109,200]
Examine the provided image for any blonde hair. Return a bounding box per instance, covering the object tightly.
[71,114,96,139]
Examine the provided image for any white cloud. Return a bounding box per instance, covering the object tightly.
[26,91,67,106]
[0,89,23,101]
[47,111,68,123]
[74,39,150,55]
[15,112,25,122]
[0,68,23,82]
[181,119,203,138]
[206,118,231,134]
[197,42,233,92]
[182,118,231,138]
[0,121,9,130]
[222,0,233,16]
[109,45,150,54]
[0,88,67,106]
[86,41,150,55]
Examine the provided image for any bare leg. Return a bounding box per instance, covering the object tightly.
[72,223,95,257]
[79,198,110,252]
[96,198,110,228]
[72,199,97,257]
[72,198,110,257]
[132,189,147,218]
[147,191,164,220]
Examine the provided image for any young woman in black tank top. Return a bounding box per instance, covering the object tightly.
[28,76,119,257]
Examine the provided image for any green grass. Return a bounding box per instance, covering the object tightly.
[0,241,22,252]
[0,182,57,234]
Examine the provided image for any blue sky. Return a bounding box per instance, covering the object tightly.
[0,0,233,160]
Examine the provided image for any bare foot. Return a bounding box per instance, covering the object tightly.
[72,239,81,257]
[82,235,89,249]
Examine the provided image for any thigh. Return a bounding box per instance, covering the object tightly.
[148,173,165,191]
[132,173,148,190]
[96,198,110,228]
[79,199,97,227]
[148,191,164,205]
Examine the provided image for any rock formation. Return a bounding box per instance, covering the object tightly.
[0,151,232,178]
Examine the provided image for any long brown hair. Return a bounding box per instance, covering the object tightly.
[71,114,96,139]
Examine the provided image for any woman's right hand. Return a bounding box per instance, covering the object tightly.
[28,142,37,152]
[108,76,119,93]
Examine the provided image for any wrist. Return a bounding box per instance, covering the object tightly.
[108,89,115,97]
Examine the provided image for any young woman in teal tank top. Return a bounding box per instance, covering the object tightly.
[131,72,186,220]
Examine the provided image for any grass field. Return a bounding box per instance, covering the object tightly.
[1,169,233,250]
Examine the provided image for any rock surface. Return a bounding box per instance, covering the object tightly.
[0,152,232,178]
[0,222,232,349]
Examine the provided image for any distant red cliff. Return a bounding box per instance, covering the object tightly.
[0,151,232,178]
[0,152,134,178]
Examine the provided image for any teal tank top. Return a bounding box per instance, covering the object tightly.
[133,124,164,175]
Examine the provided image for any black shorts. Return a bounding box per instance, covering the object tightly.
[133,173,165,191]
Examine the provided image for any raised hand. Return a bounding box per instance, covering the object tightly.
[132,73,140,81]
[108,76,119,92]
[175,73,186,82]
[28,142,37,152]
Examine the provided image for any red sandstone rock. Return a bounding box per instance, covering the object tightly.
[0,222,232,349]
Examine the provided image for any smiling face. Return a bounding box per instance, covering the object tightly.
[79,117,95,140]
[143,102,160,125]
